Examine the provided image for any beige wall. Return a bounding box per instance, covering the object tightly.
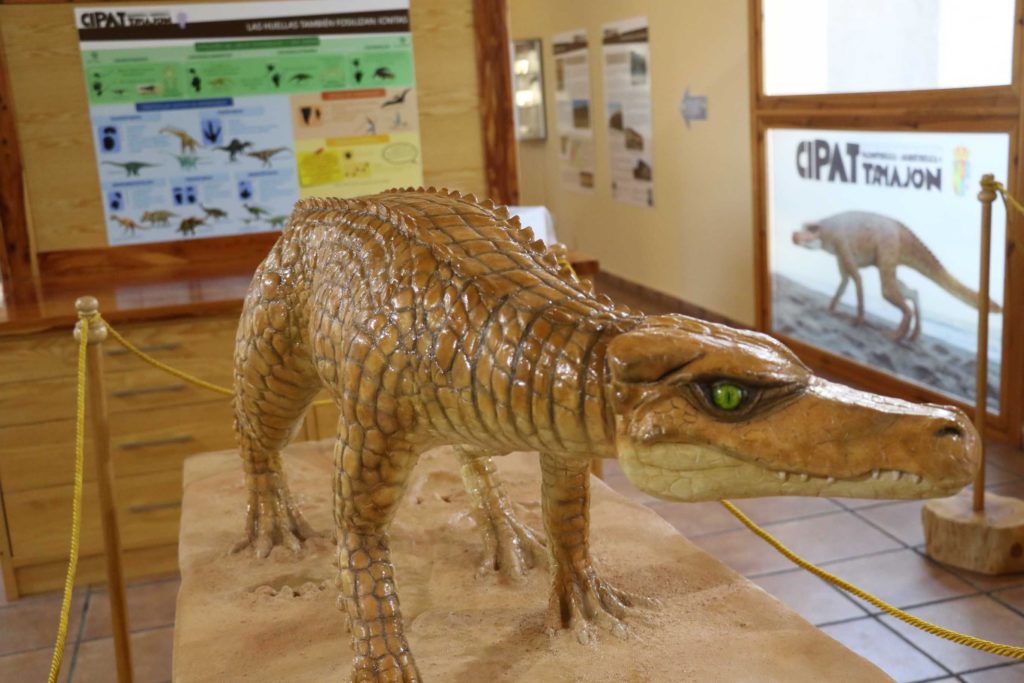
[511,0,755,325]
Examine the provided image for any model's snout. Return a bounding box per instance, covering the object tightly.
[925,406,980,490]
[934,424,963,439]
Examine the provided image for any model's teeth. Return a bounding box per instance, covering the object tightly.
[772,468,918,486]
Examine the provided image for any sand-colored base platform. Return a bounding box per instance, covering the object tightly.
[924,490,1024,575]
[173,442,890,681]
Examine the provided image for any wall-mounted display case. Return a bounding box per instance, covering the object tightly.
[512,38,546,141]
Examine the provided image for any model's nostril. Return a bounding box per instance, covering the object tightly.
[935,425,963,439]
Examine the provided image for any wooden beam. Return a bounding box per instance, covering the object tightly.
[472,0,519,205]
[0,25,32,281]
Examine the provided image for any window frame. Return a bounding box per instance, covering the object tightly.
[748,0,1024,441]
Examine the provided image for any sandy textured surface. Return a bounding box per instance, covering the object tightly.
[174,442,891,682]
[772,274,999,409]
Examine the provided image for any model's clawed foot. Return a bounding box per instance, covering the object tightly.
[231,485,321,558]
[473,507,547,580]
[548,564,659,644]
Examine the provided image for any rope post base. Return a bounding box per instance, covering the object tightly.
[923,490,1024,575]
[75,297,134,683]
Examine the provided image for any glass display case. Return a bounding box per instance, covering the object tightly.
[512,39,546,141]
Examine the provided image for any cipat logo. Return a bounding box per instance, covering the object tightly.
[952,146,971,196]
[79,10,173,29]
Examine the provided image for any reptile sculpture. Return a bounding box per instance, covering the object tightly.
[233,189,979,682]
[792,211,1003,341]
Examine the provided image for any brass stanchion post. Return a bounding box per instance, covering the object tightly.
[973,174,995,512]
[922,175,1024,575]
[74,297,133,683]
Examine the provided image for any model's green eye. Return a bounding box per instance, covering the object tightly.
[711,381,745,410]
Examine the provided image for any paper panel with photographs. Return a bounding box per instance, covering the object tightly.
[767,128,1007,410]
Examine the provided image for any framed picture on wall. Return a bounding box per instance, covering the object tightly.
[765,127,1009,412]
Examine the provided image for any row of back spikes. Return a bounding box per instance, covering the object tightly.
[295,187,524,235]
[293,189,625,312]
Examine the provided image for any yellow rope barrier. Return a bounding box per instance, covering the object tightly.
[721,500,1024,660]
[48,317,89,683]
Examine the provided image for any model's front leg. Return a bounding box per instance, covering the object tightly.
[454,445,546,580]
[540,453,657,644]
[335,436,421,683]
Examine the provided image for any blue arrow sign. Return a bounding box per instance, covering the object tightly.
[680,88,707,128]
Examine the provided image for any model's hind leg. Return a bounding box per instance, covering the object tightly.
[233,282,323,557]
[897,278,922,341]
[454,445,546,580]
[879,266,914,341]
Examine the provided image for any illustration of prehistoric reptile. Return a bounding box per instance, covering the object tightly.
[268,214,288,228]
[102,161,159,177]
[140,210,177,227]
[109,214,141,234]
[246,147,291,168]
[374,66,395,80]
[232,188,978,681]
[200,204,228,221]
[159,126,200,153]
[243,203,270,221]
[290,73,313,83]
[792,211,1003,342]
[177,216,205,236]
[217,138,253,162]
[167,153,201,170]
[382,88,411,108]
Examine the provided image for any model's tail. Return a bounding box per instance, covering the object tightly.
[899,225,1003,313]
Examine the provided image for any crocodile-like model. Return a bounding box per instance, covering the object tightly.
[233,189,979,682]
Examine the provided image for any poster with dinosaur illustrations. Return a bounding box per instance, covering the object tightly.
[75,0,422,246]
[767,128,1008,409]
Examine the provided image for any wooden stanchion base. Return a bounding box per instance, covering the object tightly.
[923,490,1024,575]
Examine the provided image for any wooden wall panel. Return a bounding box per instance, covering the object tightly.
[0,0,489,255]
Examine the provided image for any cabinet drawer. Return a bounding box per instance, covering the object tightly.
[0,401,236,493]
[0,315,237,384]
[313,399,340,440]
[6,469,184,564]
[101,316,238,374]
[0,361,233,427]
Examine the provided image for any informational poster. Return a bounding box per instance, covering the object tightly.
[768,129,1007,408]
[601,17,653,207]
[75,0,422,246]
[552,29,595,193]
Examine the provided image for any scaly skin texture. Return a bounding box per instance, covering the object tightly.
[792,211,1003,341]
[234,189,980,681]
